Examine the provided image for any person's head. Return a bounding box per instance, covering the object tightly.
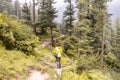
[56,42,61,46]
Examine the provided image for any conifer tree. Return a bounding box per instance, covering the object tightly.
[112,18,120,60]
[46,0,57,46]
[32,0,37,33]
[76,0,94,58]
[22,2,31,25]
[37,0,57,46]
[0,0,14,14]
[104,15,112,52]
[14,0,21,19]
[63,0,75,36]
[37,0,48,34]
[91,0,109,68]
[76,0,110,65]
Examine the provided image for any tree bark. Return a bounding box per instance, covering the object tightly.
[101,30,104,68]
[69,0,72,36]
[16,0,19,20]
[49,0,54,47]
[32,0,36,34]
[87,0,90,16]
[50,25,53,47]
[78,31,81,60]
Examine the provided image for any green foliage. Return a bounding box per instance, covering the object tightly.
[0,40,4,49]
[76,54,100,73]
[63,36,78,57]
[63,0,75,35]
[0,1,119,80]
[61,53,120,80]
[0,0,14,14]
[63,41,72,53]
[22,3,31,25]
[76,0,110,54]
[55,35,78,58]
[105,52,120,72]
[14,0,21,19]
[62,65,113,80]
[107,68,120,80]
[0,49,40,79]
[37,0,49,33]
[0,13,39,55]
[111,18,120,60]
[0,13,15,49]
[37,0,57,34]
[75,2,95,54]
[0,45,57,80]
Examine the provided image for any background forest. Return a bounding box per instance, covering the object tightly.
[0,0,120,80]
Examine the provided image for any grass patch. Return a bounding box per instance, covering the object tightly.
[0,47,54,80]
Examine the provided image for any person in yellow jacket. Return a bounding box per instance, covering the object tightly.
[53,43,63,68]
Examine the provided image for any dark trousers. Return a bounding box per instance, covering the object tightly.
[54,54,61,62]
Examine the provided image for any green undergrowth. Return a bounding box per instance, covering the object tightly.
[0,47,55,80]
[38,33,50,44]
[61,53,120,80]
[62,67,113,80]
[38,28,58,44]
[0,13,70,79]
[0,13,39,55]
[32,46,71,80]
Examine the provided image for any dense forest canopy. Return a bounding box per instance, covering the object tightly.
[0,0,120,80]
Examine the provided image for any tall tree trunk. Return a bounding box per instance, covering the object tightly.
[101,30,104,68]
[41,27,46,34]
[70,0,72,36]
[32,0,36,34]
[49,0,53,47]
[78,31,81,60]
[77,4,82,60]
[41,0,45,34]
[16,0,19,20]
[87,0,90,16]
[50,26,53,47]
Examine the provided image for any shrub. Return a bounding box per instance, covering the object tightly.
[76,54,100,73]
[0,48,56,80]
[0,13,39,55]
[62,36,78,58]
[62,66,113,80]
[105,52,120,72]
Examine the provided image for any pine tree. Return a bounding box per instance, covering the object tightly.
[104,15,112,52]
[91,0,109,68]
[37,0,49,34]
[46,0,57,46]
[14,0,21,19]
[37,0,57,45]
[76,0,110,67]
[32,0,37,33]
[63,0,75,36]
[0,0,14,14]
[22,2,31,25]
[76,0,94,59]
[112,18,120,60]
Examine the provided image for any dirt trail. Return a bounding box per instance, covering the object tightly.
[27,70,49,80]
[27,69,62,80]
[27,62,63,80]
[55,68,62,74]
[44,62,63,74]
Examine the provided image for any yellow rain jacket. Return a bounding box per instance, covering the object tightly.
[53,46,63,57]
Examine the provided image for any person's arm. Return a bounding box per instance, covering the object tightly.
[60,47,63,55]
[53,47,56,54]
